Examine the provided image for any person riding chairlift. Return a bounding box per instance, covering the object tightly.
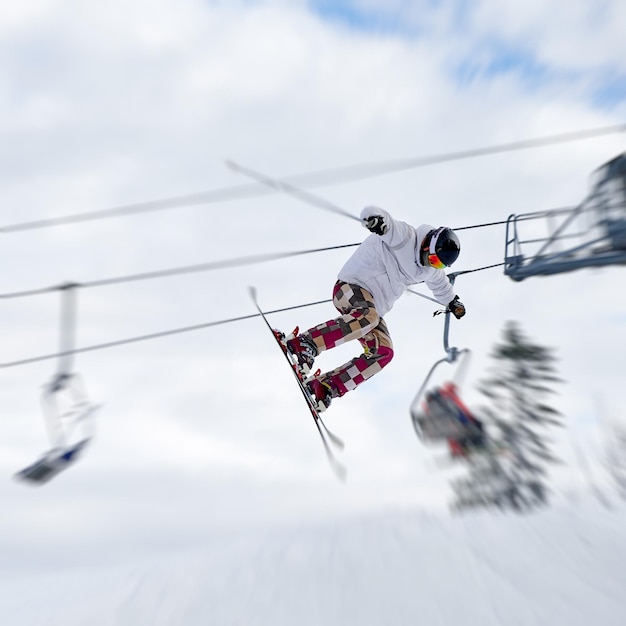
[426,381,487,458]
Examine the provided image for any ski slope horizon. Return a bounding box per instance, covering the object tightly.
[1,493,624,626]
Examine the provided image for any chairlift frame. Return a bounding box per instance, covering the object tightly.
[409,273,471,441]
[504,153,626,281]
[15,284,99,485]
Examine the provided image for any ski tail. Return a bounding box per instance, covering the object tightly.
[249,286,346,482]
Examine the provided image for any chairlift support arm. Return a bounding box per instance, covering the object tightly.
[409,273,470,428]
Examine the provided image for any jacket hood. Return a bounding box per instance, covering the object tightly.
[414,223,435,266]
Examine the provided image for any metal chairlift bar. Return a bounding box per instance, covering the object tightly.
[531,200,588,260]
[524,227,626,266]
[503,201,618,278]
[517,232,588,246]
[508,250,626,280]
[55,284,79,384]
[513,206,581,221]
[442,274,458,355]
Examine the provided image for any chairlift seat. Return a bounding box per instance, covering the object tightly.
[15,439,90,485]
[413,411,469,443]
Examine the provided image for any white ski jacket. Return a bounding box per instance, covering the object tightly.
[337,206,457,317]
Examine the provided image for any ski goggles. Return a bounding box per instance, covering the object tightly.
[427,253,446,269]
[425,227,447,268]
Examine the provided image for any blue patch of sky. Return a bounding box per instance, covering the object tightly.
[447,0,472,31]
[592,74,626,110]
[455,43,626,109]
[307,0,423,37]
[453,40,552,89]
[308,0,485,38]
[309,1,554,90]
[307,0,626,110]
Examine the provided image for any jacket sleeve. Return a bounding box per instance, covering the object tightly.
[424,269,456,305]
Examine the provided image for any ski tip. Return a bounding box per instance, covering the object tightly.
[248,285,257,301]
[332,438,346,452]
[332,460,348,483]
[323,444,347,483]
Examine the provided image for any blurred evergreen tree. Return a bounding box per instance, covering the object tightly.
[451,321,563,514]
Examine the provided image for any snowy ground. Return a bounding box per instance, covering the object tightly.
[1,496,624,626]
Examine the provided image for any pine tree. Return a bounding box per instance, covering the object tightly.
[451,321,563,513]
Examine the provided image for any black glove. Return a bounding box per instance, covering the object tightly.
[448,295,466,319]
[363,215,389,236]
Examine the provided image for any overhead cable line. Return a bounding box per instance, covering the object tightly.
[287,123,626,187]
[0,243,361,300]
[0,299,332,369]
[2,260,504,369]
[455,205,582,231]
[227,158,576,236]
[408,261,505,303]
[454,219,508,231]
[0,213,543,300]
[0,182,271,234]
[450,262,506,277]
[2,123,623,234]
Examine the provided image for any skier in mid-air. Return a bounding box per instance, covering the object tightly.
[278,206,466,412]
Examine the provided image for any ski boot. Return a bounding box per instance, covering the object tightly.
[273,327,318,378]
[286,332,318,377]
[306,378,333,413]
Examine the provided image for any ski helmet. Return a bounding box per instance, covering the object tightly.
[420,227,460,268]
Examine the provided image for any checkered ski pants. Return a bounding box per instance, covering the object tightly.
[305,281,394,398]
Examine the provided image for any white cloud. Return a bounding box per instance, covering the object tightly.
[0,0,53,34]
[468,0,626,73]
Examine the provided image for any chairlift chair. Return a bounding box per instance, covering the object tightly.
[15,372,99,484]
[15,284,101,485]
[409,273,472,444]
[504,152,626,281]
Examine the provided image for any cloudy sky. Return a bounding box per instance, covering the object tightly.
[1,0,625,575]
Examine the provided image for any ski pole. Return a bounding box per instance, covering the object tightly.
[226,160,360,223]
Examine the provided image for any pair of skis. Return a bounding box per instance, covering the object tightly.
[249,288,346,482]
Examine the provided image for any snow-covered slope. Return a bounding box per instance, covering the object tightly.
[1,499,624,626]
